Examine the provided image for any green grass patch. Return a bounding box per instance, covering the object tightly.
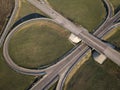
[48,0,106,32]
[9,20,73,68]
[65,27,120,90]
[0,48,35,90]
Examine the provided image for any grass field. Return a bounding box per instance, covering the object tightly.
[0,0,14,33]
[0,48,35,90]
[9,20,73,68]
[48,0,106,32]
[65,27,120,90]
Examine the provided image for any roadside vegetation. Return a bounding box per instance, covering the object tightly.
[9,20,73,68]
[0,0,36,90]
[0,48,35,90]
[0,0,14,33]
[48,0,106,32]
[64,27,120,90]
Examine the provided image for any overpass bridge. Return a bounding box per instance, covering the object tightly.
[28,0,120,66]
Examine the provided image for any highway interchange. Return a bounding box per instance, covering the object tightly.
[0,0,120,90]
[28,0,120,65]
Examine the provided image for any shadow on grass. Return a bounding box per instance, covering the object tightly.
[26,76,43,90]
[12,13,46,28]
[115,5,120,14]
